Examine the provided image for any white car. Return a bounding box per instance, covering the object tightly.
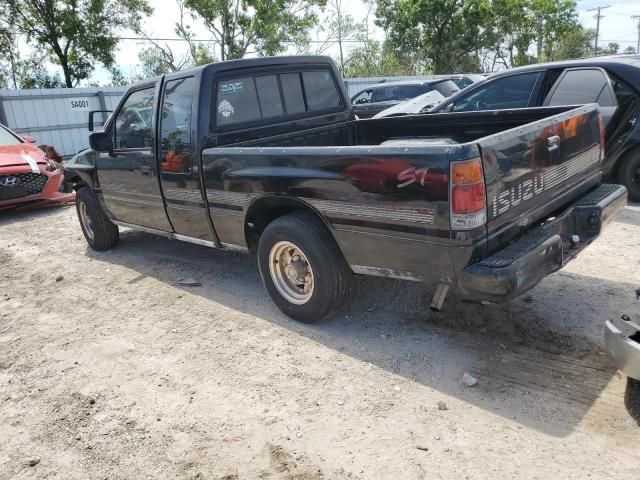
[372,90,446,118]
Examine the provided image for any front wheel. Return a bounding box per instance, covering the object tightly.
[618,151,640,202]
[257,212,352,323]
[75,187,119,251]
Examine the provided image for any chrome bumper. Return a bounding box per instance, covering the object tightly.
[605,315,640,381]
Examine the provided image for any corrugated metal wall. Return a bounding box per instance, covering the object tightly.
[0,87,126,158]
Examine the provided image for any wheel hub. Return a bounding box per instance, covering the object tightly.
[268,241,314,305]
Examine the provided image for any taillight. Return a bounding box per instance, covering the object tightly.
[450,158,486,230]
[598,115,606,162]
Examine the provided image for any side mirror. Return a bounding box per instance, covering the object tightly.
[88,110,112,132]
[21,135,36,143]
[89,131,113,152]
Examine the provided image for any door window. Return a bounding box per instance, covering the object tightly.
[452,72,540,112]
[301,70,341,111]
[353,90,372,105]
[114,87,155,149]
[373,87,396,102]
[546,69,616,107]
[159,77,194,173]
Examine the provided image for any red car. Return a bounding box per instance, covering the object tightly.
[0,123,74,210]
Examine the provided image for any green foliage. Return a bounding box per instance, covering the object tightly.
[548,28,594,61]
[376,0,585,73]
[343,40,415,77]
[376,0,492,74]
[183,0,325,61]
[2,0,152,87]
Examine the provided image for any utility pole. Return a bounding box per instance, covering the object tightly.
[633,15,640,54]
[588,5,610,54]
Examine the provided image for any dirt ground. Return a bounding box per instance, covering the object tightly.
[1,202,639,480]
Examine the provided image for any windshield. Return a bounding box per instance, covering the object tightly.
[431,80,460,97]
[0,125,22,146]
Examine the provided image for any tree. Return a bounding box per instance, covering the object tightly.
[623,46,637,55]
[343,39,415,77]
[182,0,325,61]
[2,0,152,88]
[376,0,492,74]
[549,27,594,61]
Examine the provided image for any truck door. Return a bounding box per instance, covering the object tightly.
[96,84,172,231]
[157,76,217,241]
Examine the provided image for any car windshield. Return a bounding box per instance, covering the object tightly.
[431,80,460,97]
[0,125,21,146]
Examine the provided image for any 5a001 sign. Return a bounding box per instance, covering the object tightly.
[69,99,91,111]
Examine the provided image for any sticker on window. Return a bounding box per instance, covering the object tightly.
[217,99,235,118]
[220,82,244,95]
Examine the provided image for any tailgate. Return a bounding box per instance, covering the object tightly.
[478,104,602,248]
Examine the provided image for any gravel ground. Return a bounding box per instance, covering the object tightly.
[0,203,639,480]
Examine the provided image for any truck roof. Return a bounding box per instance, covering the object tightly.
[129,55,337,88]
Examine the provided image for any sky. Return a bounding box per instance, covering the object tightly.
[87,0,640,85]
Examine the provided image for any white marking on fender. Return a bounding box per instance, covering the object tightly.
[21,154,40,173]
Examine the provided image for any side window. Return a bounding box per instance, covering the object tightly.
[546,69,615,107]
[301,70,341,111]
[374,87,396,102]
[160,77,194,173]
[394,85,424,100]
[114,87,155,149]
[216,77,261,126]
[280,73,306,114]
[453,72,540,112]
[255,75,283,119]
[353,90,372,105]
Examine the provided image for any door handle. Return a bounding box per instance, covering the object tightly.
[546,135,561,151]
[140,166,152,176]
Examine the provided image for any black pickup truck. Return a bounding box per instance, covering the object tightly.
[66,55,627,323]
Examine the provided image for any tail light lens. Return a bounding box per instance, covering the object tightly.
[450,158,486,230]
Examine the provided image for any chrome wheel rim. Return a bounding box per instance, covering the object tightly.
[79,201,95,241]
[268,241,314,305]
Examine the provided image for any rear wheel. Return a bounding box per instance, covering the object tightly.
[257,212,352,323]
[618,151,640,202]
[76,187,119,251]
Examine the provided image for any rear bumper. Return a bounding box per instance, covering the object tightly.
[457,183,627,303]
[605,316,640,381]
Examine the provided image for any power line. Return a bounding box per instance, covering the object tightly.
[587,5,611,52]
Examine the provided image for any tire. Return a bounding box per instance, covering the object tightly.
[257,211,352,323]
[617,150,640,202]
[75,187,119,251]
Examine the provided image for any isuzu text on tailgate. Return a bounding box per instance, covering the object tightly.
[65,56,627,323]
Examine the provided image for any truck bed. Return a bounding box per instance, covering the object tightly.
[201,105,604,284]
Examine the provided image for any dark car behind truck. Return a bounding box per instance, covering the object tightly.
[66,55,626,323]
[429,55,640,201]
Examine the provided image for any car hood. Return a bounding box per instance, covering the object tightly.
[373,91,446,118]
[0,143,46,169]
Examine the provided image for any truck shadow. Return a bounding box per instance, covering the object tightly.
[85,228,639,438]
[613,202,640,227]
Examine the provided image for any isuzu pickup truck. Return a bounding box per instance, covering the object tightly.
[65,56,627,323]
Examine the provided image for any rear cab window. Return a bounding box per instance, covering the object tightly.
[214,68,342,129]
